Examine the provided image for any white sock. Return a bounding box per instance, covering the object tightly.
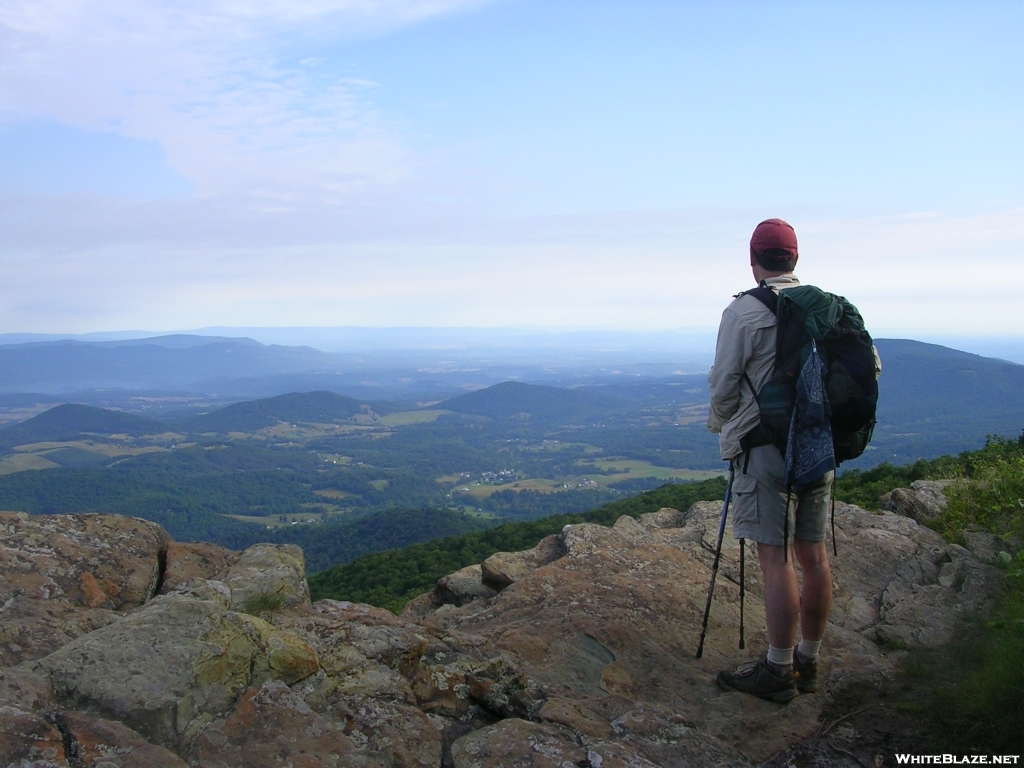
[797,639,821,661]
[766,645,793,673]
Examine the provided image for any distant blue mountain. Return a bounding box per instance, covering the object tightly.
[442,381,628,423]
[853,338,1024,466]
[0,335,351,394]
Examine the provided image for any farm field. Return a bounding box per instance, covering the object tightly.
[379,409,450,426]
[14,440,169,459]
[0,452,59,474]
[579,458,724,485]
[225,511,332,527]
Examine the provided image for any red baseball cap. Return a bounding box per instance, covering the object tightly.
[750,218,798,261]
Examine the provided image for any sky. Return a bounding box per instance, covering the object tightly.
[1,0,1022,338]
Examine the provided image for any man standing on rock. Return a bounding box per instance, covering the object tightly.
[707,218,838,703]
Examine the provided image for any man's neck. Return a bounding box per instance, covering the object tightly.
[752,265,794,283]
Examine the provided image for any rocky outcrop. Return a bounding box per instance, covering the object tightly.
[0,512,171,669]
[879,479,953,523]
[221,543,311,610]
[0,500,1007,767]
[481,534,565,592]
[36,593,320,750]
[412,503,1004,763]
[161,541,240,593]
[0,512,170,611]
[432,564,498,608]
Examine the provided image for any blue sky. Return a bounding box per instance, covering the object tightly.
[0,1,1021,337]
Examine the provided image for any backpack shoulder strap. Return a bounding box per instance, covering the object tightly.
[737,284,778,315]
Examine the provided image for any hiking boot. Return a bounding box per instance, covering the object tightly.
[793,652,818,693]
[716,659,798,704]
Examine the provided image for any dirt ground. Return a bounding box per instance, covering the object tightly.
[761,681,934,768]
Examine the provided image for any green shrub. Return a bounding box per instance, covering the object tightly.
[240,591,285,617]
[834,433,1024,512]
[899,436,1024,752]
[904,587,1024,753]
[938,449,1024,546]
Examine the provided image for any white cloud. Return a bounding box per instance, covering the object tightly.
[799,207,1024,335]
[1,3,1022,337]
[0,0,489,196]
[3,198,1022,335]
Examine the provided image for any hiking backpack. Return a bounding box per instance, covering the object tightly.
[740,283,878,469]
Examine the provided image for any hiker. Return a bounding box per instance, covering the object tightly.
[707,218,879,703]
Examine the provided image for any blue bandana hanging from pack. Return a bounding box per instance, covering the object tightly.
[785,341,836,491]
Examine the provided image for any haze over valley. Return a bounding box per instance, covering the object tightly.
[1,329,1022,572]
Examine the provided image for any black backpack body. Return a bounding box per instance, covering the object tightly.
[740,283,878,465]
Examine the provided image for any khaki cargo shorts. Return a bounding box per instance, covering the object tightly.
[730,445,834,546]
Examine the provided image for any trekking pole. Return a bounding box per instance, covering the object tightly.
[739,537,746,650]
[695,463,736,659]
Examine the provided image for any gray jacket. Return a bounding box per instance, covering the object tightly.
[707,275,799,460]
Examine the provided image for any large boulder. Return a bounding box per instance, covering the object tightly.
[481,534,565,592]
[35,594,319,751]
[221,543,310,610]
[879,479,953,523]
[433,564,498,608]
[0,512,170,666]
[0,512,169,610]
[161,541,240,594]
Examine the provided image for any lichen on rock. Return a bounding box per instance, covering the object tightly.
[0,499,1008,767]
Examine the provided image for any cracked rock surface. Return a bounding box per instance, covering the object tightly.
[0,499,1006,767]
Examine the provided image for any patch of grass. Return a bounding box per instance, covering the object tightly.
[379,410,450,426]
[900,588,1024,753]
[457,478,559,498]
[0,452,60,474]
[240,591,285,618]
[577,458,723,487]
[894,435,1024,753]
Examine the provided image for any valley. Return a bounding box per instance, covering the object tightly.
[1,335,1024,574]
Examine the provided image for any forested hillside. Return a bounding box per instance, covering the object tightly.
[0,403,165,448]
[865,338,1024,465]
[175,390,366,432]
[442,380,628,422]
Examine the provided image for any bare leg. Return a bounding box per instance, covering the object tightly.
[793,538,832,642]
[757,542,799,649]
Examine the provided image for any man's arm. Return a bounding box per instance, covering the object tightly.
[707,306,754,433]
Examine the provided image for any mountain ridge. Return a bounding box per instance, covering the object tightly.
[175,390,367,433]
[441,380,629,422]
[0,403,166,449]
